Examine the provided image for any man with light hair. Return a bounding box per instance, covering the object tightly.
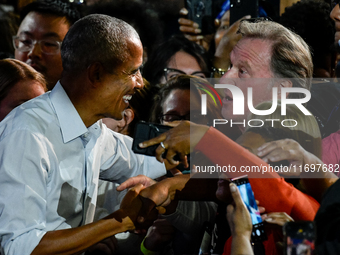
[0,14,165,255]
[220,20,313,131]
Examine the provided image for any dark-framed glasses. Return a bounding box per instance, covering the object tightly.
[12,35,62,55]
[159,113,190,123]
[163,68,209,81]
[159,111,208,124]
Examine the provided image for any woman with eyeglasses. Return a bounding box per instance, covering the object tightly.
[142,35,212,87]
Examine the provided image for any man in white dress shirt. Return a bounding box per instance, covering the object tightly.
[0,14,165,255]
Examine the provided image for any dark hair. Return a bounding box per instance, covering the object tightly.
[61,14,139,74]
[142,35,211,86]
[86,0,163,57]
[0,59,47,102]
[0,7,19,59]
[20,0,82,26]
[280,0,335,77]
[127,78,160,136]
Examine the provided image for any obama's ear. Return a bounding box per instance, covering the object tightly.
[87,62,105,87]
[123,108,134,125]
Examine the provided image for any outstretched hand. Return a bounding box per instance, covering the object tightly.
[257,139,322,177]
[119,184,159,231]
[117,175,156,191]
[138,121,209,166]
[262,212,294,227]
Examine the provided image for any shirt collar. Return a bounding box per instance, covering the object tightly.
[50,81,88,143]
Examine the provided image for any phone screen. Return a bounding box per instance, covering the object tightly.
[237,181,262,225]
[232,175,266,242]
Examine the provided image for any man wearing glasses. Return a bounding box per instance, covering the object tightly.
[13,0,81,90]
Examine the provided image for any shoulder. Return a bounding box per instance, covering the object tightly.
[0,93,56,140]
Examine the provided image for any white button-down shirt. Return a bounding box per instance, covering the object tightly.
[0,82,165,255]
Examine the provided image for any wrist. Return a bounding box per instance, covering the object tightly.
[232,232,252,242]
[111,209,135,232]
[141,237,160,255]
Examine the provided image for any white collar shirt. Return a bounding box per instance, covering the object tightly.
[0,81,165,255]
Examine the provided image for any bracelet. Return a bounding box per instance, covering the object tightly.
[140,237,160,255]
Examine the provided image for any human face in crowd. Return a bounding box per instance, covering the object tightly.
[161,88,206,125]
[0,80,46,121]
[15,12,70,90]
[161,89,190,125]
[216,130,267,203]
[160,51,207,83]
[220,38,276,124]
[99,37,144,121]
[330,1,340,43]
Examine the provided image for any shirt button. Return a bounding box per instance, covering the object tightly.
[82,132,89,138]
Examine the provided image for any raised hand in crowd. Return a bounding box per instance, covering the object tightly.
[227,183,254,255]
[178,8,213,51]
[213,15,250,73]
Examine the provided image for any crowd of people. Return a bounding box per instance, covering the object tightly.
[1,0,340,254]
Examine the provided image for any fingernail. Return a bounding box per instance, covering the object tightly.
[195,28,202,33]
[245,15,251,19]
[196,35,204,40]
[180,8,188,15]
[265,217,273,222]
[139,143,145,148]
[230,183,237,192]
[193,22,199,28]
[257,150,263,156]
[138,216,145,223]
[257,144,265,150]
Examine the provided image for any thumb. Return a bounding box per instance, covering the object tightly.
[229,183,243,206]
[137,196,157,223]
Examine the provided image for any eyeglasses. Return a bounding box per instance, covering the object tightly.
[159,113,190,122]
[163,68,209,81]
[12,36,62,55]
[159,112,208,124]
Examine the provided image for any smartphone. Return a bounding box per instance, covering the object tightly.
[283,221,316,255]
[185,0,214,34]
[231,175,266,242]
[229,0,259,25]
[198,222,213,255]
[132,121,172,157]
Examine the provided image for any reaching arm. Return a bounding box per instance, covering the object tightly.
[138,123,320,221]
[257,139,338,203]
[31,211,133,255]
[31,184,153,255]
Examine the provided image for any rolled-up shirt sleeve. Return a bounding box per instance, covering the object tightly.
[0,130,52,255]
[99,129,166,183]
